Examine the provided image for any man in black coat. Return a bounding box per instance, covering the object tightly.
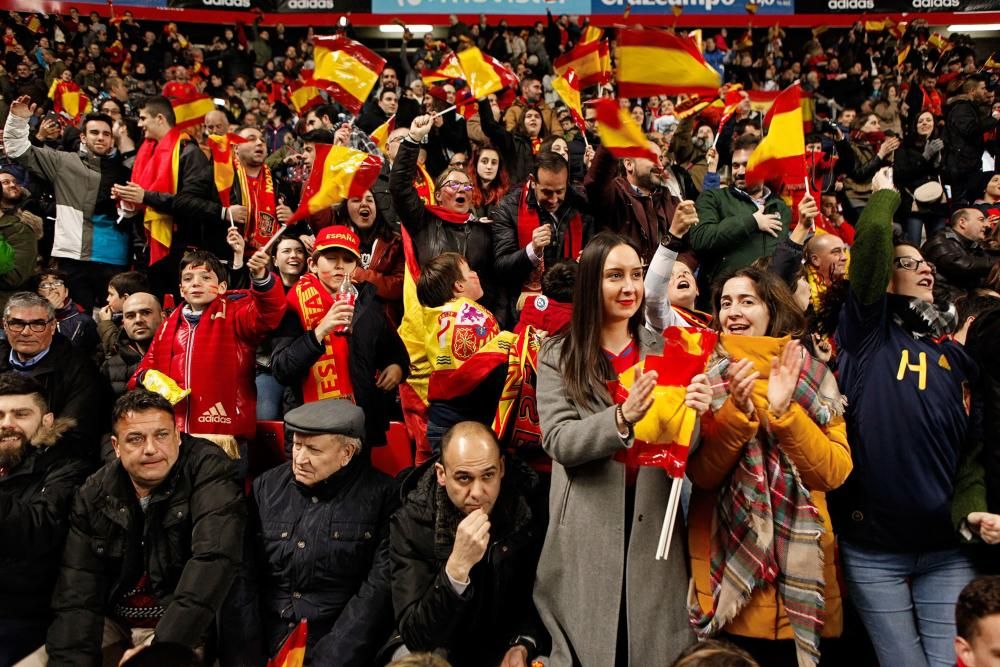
[0,373,93,665]
[100,292,164,399]
[252,399,398,665]
[944,76,1000,205]
[41,390,245,666]
[389,421,549,667]
[922,208,997,304]
[0,291,111,457]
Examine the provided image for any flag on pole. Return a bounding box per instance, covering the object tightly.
[48,80,92,121]
[718,87,747,131]
[674,95,712,120]
[312,36,386,114]
[897,44,912,67]
[745,1,759,13]
[927,32,952,53]
[288,145,383,224]
[670,4,683,17]
[689,29,703,54]
[551,68,585,133]
[864,19,886,32]
[617,29,722,98]
[592,98,656,162]
[456,47,516,100]
[207,133,248,207]
[985,52,1000,72]
[580,25,604,44]
[171,94,216,130]
[288,80,325,114]
[746,83,807,186]
[421,52,466,87]
[554,39,611,89]
[370,115,397,151]
[267,620,307,667]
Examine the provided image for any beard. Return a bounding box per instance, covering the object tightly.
[693,136,711,151]
[0,428,27,471]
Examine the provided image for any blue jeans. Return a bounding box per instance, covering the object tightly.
[903,215,947,246]
[839,540,978,667]
[255,371,284,421]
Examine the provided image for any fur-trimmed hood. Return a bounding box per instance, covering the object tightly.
[29,417,76,449]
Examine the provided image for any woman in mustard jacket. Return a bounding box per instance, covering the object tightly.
[686,266,852,667]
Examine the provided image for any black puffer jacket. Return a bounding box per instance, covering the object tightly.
[921,227,996,304]
[270,281,409,446]
[252,458,398,665]
[45,436,245,665]
[0,419,93,623]
[389,457,549,666]
[100,327,150,398]
[0,333,111,458]
[943,94,999,183]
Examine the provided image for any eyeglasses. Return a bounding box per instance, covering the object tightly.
[5,318,53,332]
[450,160,467,168]
[442,181,473,192]
[893,256,935,273]
[38,280,64,291]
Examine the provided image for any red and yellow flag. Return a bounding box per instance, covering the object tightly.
[289,80,325,114]
[457,47,517,100]
[864,19,886,32]
[171,94,215,130]
[897,44,911,68]
[48,80,92,121]
[928,32,952,53]
[580,25,604,44]
[554,39,611,90]
[747,83,806,187]
[131,127,189,265]
[593,98,656,162]
[370,115,397,151]
[551,68,585,134]
[421,52,465,87]
[268,619,307,667]
[207,133,248,207]
[617,29,721,99]
[288,145,383,224]
[312,35,386,114]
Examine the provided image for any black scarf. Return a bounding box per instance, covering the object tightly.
[888,293,957,340]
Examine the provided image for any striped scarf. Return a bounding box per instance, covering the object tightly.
[689,353,845,667]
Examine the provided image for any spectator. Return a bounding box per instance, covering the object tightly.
[643,214,709,331]
[4,99,132,310]
[101,292,163,399]
[467,144,510,218]
[843,114,899,218]
[944,76,999,206]
[228,126,293,252]
[390,421,549,666]
[895,110,948,245]
[503,76,560,138]
[478,98,547,185]
[96,271,152,357]
[955,576,1000,667]
[36,268,100,354]
[922,208,996,305]
[252,399,397,665]
[0,373,93,665]
[40,390,245,664]
[0,168,40,314]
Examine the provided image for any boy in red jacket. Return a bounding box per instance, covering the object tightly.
[130,248,286,456]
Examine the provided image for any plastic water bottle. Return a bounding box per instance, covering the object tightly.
[333,274,357,335]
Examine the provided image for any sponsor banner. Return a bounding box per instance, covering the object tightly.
[591,0,793,13]
[372,0,590,15]
[113,0,168,6]
[270,0,370,11]
[796,0,986,11]
[167,0,261,7]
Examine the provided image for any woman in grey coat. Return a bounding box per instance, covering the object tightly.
[533,232,708,666]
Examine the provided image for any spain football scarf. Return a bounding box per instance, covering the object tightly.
[287,273,354,402]
[132,127,188,264]
[516,180,583,259]
[237,164,279,249]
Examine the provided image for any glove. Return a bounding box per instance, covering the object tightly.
[141,369,191,405]
[923,138,944,160]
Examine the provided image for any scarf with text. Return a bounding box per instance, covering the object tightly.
[237,164,278,250]
[287,273,355,403]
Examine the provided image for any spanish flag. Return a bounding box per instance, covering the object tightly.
[593,98,656,162]
[580,25,603,44]
[864,19,887,32]
[674,95,712,121]
[288,144,383,224]
[131,127,189,265]
[312,35,386,114]
[172,94,216,130]
[617,29,721,99]
[897,44,911,68]
[48,80,92,121]
[457,47,516,100]
[746,83,806,187]
[985,52,1000,72]
[551,68,585,133]
[207,133,248,207]
[268,619,307,667]
[370,115,396,151]
[889,20,906,40]
[927,32,952,53]
[289,80,325,114]
[421,52,465,87]
[554,39,611,90]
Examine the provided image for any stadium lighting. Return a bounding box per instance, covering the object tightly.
[947,24,1000,32]
[379,24,433,35]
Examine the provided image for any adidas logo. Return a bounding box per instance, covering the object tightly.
[198,402,233,425]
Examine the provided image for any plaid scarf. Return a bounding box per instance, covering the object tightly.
[689,346,846,667]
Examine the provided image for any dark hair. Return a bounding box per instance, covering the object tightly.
[957,576,1000,641]
[269,235,307,258]
[556,232,645,409]
[542,259,578,303]
[140,95,176,126]
[109,271,151,298]
[112,389,174,430]
[120,642,201,667]
[734,117,761,136]
[515,106,548,140]
[301,129,334,145]
[179,250,227,284]
[333,191,394,242]
[0,372,47,412]
[533,149,569,178]
[468,144,510,209]
[671,638,759,667]
[416,252,466,308]
[82,112,114,133]
[732,133,760,153]
[379,88,397,101]
[712,267,806,338]
[956,293,1000,326]
[37,268,69,284]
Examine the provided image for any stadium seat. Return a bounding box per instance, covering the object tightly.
[251,420,287,478]
[372,421,414,477]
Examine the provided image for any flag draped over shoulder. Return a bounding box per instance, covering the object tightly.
[313,35,386,114]
[593,98,656,162]
[268,619,307,667]
[747,83,807,186]
[617,29,721,99]
[206,133,248,207]
[554,39,610,89]
[288,144,383,224]
[48,80,91,121]
[551,68,585,133]
[131,127,188,265]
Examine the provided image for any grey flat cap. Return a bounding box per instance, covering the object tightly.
[284,399,365,441]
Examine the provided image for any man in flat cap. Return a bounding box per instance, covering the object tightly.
[251,398,399,665]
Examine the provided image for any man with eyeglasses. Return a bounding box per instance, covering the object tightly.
[0,292,111,458]
[831,168,979,667]
[0,168,39,315]
[922,208,997,304]
[36,269,99,354]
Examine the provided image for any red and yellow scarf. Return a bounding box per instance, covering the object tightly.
[237,164,278,250]
[287,273,355,403]
[415,163,436,206]
[132,127,188,264]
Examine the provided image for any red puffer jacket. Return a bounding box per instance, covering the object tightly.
[130,277,287,438]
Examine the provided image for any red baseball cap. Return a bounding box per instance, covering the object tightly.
[313,225,360,260]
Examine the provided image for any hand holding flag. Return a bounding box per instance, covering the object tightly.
[287,145,383,225]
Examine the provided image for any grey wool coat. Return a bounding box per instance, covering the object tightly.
[533,327,694,666]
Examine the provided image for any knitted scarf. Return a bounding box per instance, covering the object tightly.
[287,273,354,403]
[888,293,957,340]
[689,337,846,667]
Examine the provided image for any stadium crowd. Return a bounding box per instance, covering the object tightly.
[4,6,1000,667]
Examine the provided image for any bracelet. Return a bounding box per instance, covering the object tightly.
[616,404,634,438]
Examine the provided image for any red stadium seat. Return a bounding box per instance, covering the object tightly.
[372,421,413,477]
[250,420,288,478]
